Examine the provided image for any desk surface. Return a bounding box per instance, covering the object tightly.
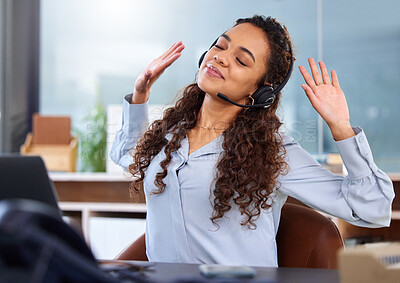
[49,171,133,182]
[121,262,339,283]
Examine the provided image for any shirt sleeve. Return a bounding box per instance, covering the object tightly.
[109,94,149,171]
[278,127,395,228]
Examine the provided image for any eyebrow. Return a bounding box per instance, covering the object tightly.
[220,34,256,63]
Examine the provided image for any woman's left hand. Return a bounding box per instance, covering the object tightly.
[299,58,355,141]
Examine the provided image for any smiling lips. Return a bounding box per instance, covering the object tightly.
[206,64,224,79]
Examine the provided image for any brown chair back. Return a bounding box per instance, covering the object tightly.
[115,233,148,261]
[276,203,344,269]
[115,203,344,268]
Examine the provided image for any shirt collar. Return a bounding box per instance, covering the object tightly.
[165,132,224,158]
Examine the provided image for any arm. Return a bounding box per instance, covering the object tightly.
[279,131,394,228]
[110,41,185,170]
[282,58,395,227]
[109,96,149,170]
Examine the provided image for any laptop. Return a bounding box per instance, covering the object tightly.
[0,154,61,217]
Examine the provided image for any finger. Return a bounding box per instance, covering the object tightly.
[318,61,331,84]
[155,52,182,74]
[148,53,182,85]
[164,44,185,61]
[167,44,186,58]
[161,41,183,59]
[308,58,323,85]
[166,51,183,65]
[298,65,317,88]
[160,41,179,59]
[154,45,184,74]
[147,44,184,85]
[331,70,340,88]
[301,84,319,107]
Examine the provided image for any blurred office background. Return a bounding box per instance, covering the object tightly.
[39,0,400,172]
[1,0,399,258]
[1,0,399,171]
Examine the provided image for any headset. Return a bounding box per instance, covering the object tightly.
[198,37,294,109]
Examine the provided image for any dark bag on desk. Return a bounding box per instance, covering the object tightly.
[0,199,117,283]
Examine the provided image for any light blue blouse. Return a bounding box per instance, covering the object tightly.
[110,96,394,267]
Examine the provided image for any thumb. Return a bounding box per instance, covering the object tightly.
[145,69,152,78]
[135,69,153,92]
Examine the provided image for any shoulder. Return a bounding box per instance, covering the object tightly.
[278,134,311,163]
[277,134,321,170]
[278,134,298,148]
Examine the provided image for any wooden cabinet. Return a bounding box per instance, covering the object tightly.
[50,172,145,242]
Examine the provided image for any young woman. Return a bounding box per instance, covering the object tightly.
[110,15,394,267]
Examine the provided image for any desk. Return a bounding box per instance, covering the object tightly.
[118,262,339,283]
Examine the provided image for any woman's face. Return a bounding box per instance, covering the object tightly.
[198,23,270,104]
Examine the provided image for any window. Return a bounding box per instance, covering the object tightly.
[40,0,400,172]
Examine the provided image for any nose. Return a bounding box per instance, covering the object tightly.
[213,53,228,66]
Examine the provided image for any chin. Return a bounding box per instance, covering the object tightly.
[197,74,222,97]
[197,83,219,98]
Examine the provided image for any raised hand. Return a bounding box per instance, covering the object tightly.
[132,41,185,104]
[299,58,355,141]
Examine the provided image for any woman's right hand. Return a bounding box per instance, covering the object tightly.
[131,41,185,104]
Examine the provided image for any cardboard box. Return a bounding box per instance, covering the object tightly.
[339,243,400,283]
[32,114,71,145]
[21,133,78,172]
[21,114,77,172]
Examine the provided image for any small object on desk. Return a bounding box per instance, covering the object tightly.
[99,260,155,282]
[98,259,155,272]
[199,264,257,278]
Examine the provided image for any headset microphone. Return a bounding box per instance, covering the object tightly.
[217,90,275,109]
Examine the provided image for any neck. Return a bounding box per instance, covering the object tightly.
[196,93,245,129]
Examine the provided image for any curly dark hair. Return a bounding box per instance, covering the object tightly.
[129,15,293,229]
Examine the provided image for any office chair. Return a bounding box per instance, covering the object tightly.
[276,203,344,269]
[115,203,344,269]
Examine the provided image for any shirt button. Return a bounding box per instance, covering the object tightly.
[358,135,364,143]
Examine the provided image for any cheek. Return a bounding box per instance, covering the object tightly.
[227,70,260,94]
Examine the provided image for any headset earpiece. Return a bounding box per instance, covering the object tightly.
[198,38,218,68]
[198,51,207,68]
[252,85,276,108]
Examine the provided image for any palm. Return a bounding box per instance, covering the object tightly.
[299,58,349,127]
[134,41,185,96]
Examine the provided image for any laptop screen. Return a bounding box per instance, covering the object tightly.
[0,155,60,215]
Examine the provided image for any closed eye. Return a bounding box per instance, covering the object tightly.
[236,58,246,66]
[214,44,246,66]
